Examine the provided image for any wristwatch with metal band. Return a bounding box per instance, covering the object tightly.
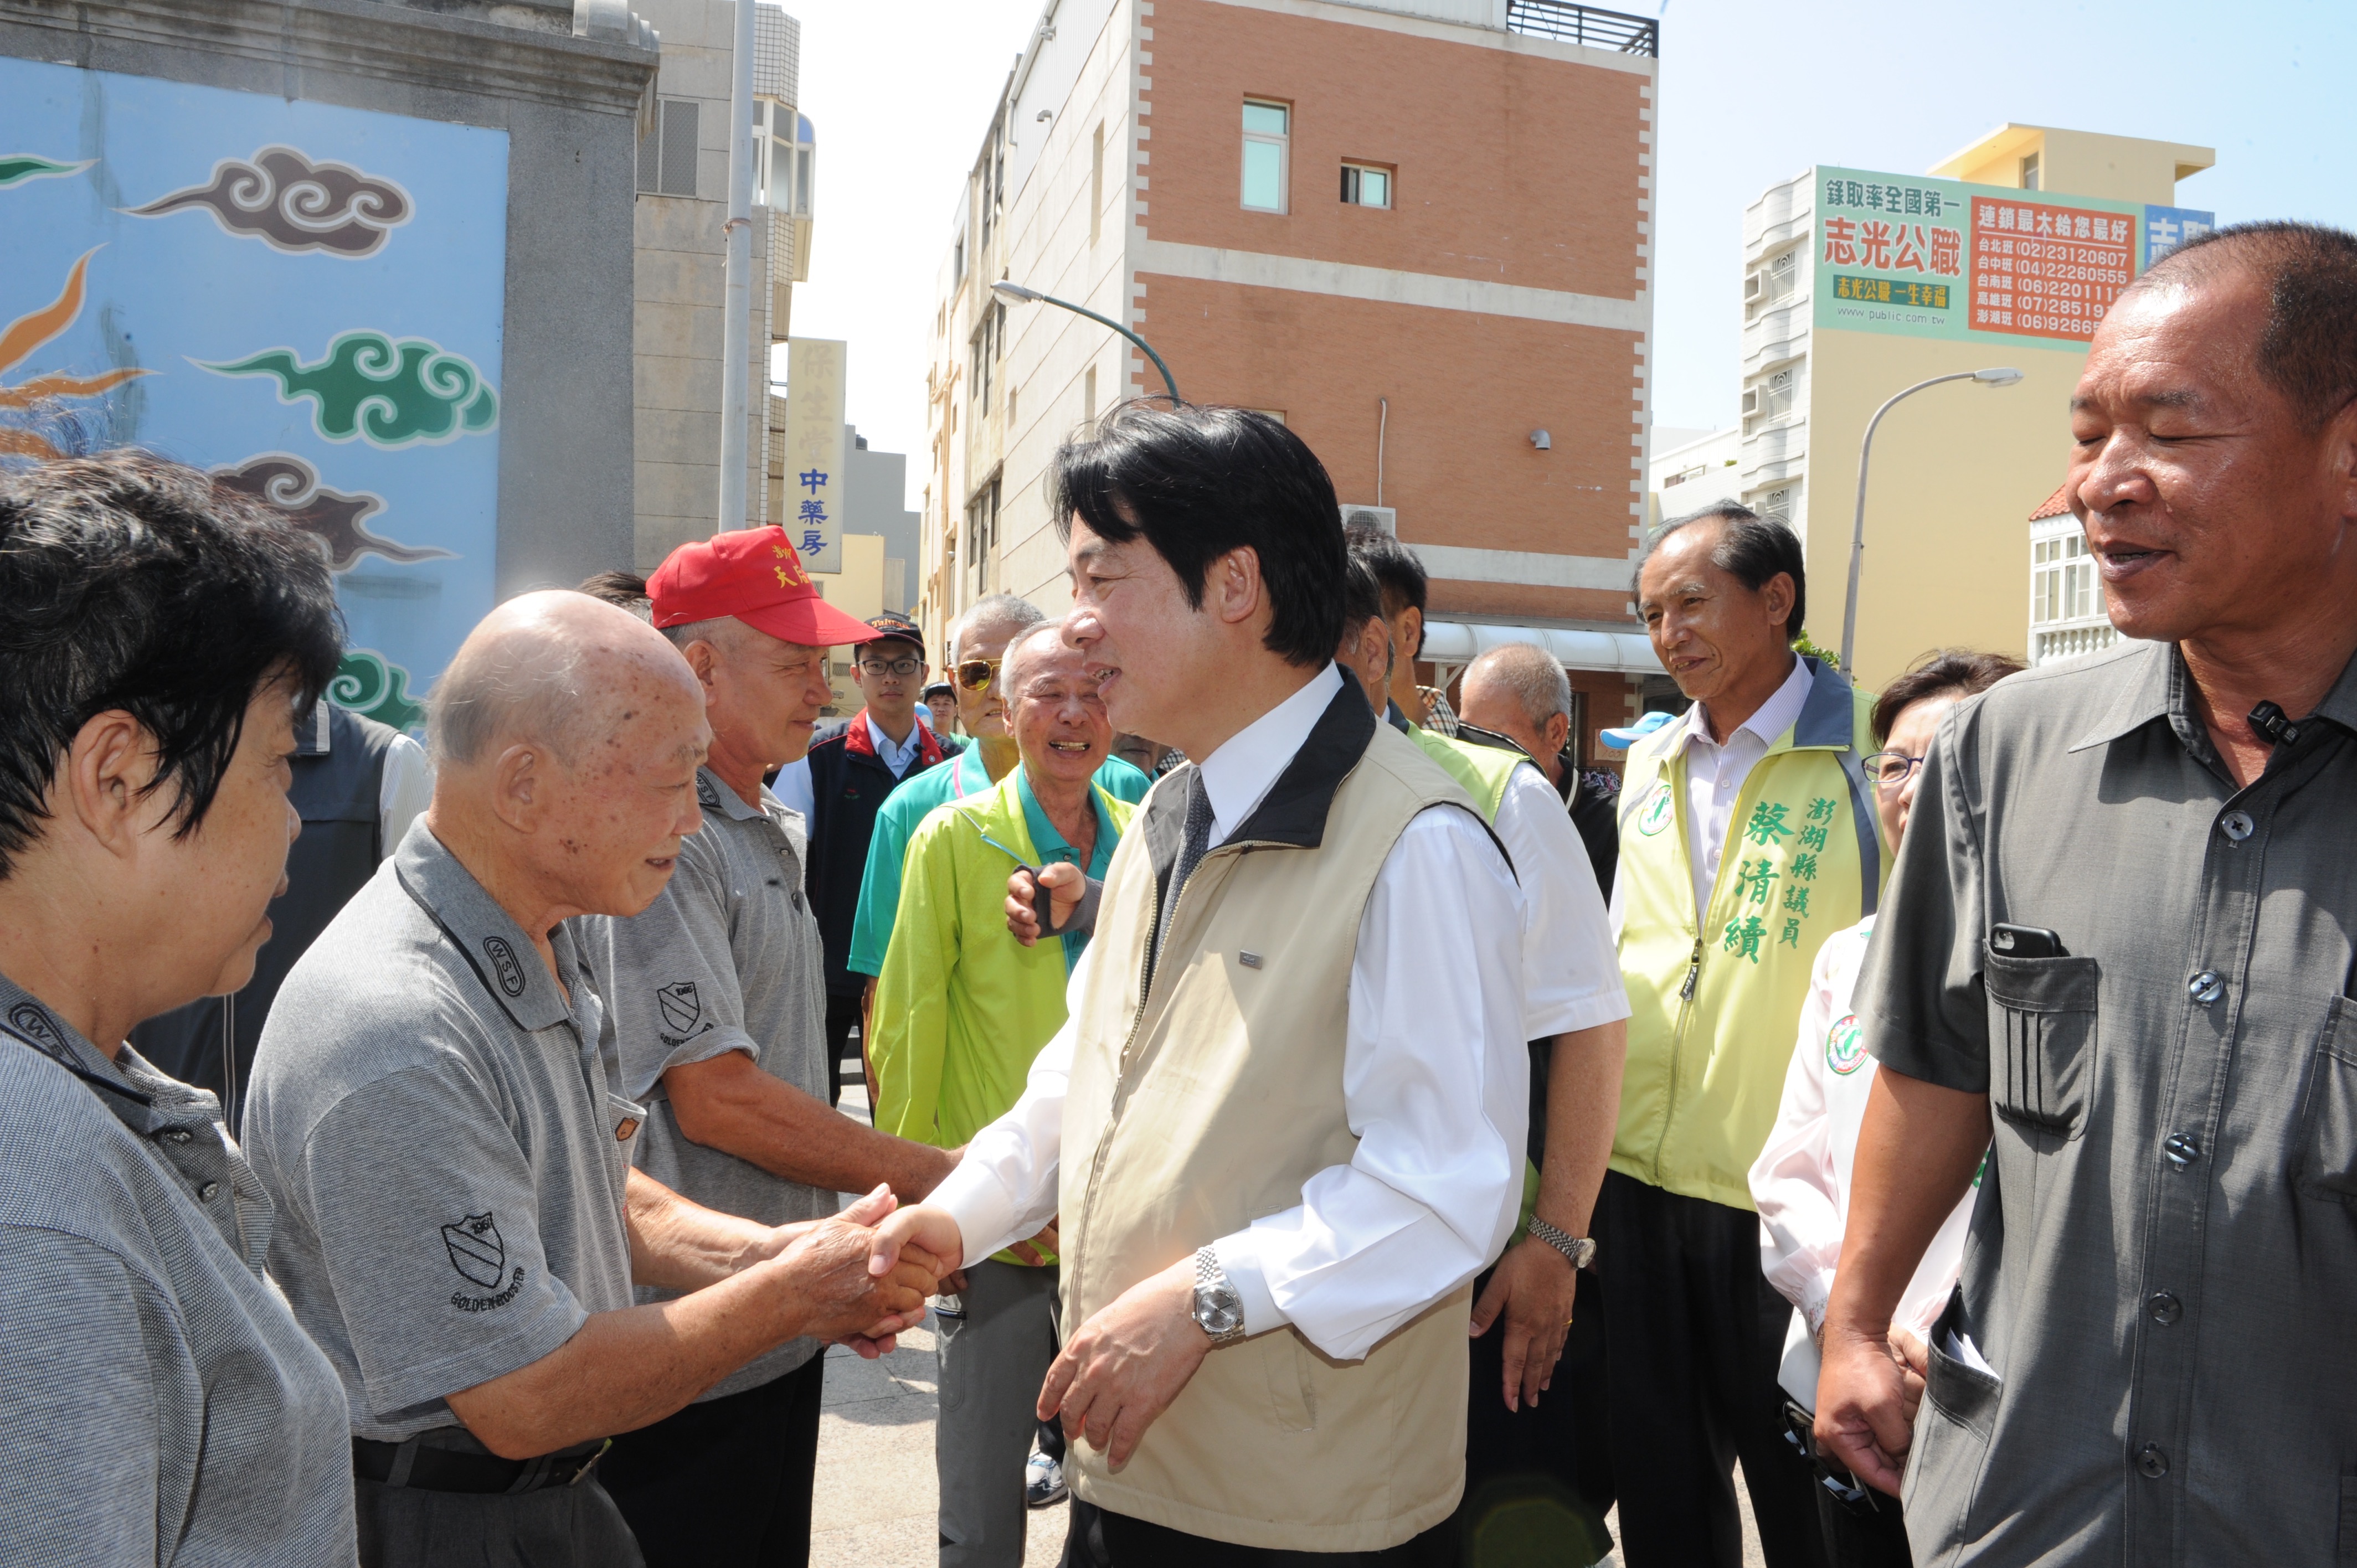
[1525,1215,1598,1272]
[1192,1246,1246,1346]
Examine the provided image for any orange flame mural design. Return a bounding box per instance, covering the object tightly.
[0,247,152,460]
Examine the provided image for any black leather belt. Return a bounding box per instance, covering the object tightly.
[353,1435,610,1494]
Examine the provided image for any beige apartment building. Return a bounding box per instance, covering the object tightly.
[1737,123,2213,685]
[921,0,1663,763]
[629,0,813,568]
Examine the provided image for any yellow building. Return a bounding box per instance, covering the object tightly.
[1736,124,2212,686]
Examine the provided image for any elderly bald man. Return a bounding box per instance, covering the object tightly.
[244,592,939,1568]
[1458,643,1623,901]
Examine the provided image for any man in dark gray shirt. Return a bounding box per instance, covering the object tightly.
[575,527,959,1566]
[246,592,940,1568]
[1815,222,2357,1565]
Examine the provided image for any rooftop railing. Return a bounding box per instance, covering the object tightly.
[1505,0,1659,56]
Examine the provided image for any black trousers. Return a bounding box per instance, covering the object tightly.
[1451,1266,1613,1567]
[1102,1512,1453,1567]
[1816,1482,1913,1568]
[600,1352,826,1568]
[823,991,863,1108]
[1592,1170,1828,1568]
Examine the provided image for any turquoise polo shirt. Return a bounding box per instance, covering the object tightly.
[1015,771,1121,971]
[846,751,1151,979]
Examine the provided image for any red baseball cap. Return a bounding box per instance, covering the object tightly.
[646,525,876,647]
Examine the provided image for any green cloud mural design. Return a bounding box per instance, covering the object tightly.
[200,330,497,446]
[329,648,426,733]
[0,154,93,189]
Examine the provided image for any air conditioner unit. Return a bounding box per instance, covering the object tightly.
[1743,271,1763,302]
[1340,504,1395,535]
[1740,387,1759,417]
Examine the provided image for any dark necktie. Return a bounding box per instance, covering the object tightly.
[1151,768,1216,976]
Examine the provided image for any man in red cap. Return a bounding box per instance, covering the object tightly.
[805,609,956,1106]
[575,527,963,1568]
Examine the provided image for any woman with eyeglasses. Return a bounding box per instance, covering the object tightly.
[1747,648,2020,1566]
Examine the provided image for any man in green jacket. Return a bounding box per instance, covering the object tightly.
[1607,505,1883,1568]
[869,621,1135,1568]
[845,596,1149,1069]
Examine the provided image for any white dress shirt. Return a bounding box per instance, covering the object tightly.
[1748,915,1973,1343]
[1486,761,1629,1042]
[866,711,927,778]
[1673,655,1812,920]
[928,663,1530,1361]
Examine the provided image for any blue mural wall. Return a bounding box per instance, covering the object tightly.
[0,56,510,730]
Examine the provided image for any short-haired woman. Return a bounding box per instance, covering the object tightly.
[1749,648,2023,1567]
[0,453,358,1565]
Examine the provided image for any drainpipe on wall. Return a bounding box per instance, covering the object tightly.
[716,0,756,534]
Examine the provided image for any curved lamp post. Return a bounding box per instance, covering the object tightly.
[1840,366,2024,673]
[991,280,1181,406]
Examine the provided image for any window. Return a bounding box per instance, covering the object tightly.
[967,479,1000,598]
[2031,533,2103,623]
[995,301,1006,361]
[1089,122,1105,244]
[1340,163,1391,208]
[970,318,991,416]
[636,99,701,198]
[953,236,964,282]
[1083,364,1097,425]
[760,107,815,215]
[1745,247,1799,316]
[2020,151,2041,192]
[1744,362,1800,430]
[1241,100,1288,213]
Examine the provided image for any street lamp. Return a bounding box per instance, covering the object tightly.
[1839,366,2024,673]
[991,280,1181,406]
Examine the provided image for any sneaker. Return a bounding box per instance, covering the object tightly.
[1025,1449,1067,1509]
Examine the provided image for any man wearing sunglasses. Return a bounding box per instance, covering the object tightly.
[806,612,958,1106]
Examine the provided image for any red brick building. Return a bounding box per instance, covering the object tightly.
[920,0,1661,759]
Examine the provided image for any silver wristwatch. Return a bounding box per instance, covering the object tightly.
[1525,1215,1598,1271]
[1191,1246,1246,1346]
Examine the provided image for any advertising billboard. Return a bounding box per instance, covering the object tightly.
[0,57,509,731]
[1812,165,2211,352]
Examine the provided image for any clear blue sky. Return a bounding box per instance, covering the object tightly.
[786,0,2357,499]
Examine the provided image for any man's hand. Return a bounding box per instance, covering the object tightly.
[1006,1216,1060,1268]
[763,1196,940,1345]
[1468,1236,1577,1412]
[1006,863,1085,946]
[1036,1257,1208,1472]
[869,1203,969,1291]
[1814,1324,1920,1495]
[740,1182,900,1267]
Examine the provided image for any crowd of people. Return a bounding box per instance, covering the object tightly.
[0,219,2351,1568]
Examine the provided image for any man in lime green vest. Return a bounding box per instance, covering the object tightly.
[869,621,1135,1568]
[1605,505,1885,1568]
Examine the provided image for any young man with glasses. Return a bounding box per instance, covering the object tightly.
[806,612,956,1106]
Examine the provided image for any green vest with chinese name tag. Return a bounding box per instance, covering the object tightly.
[1612,657,1887,1211]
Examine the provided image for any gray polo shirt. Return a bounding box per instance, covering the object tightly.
[0,977,355,1566]
[1856,638,2357,1566]
[574,767,832,1399]
[245,822,642,1442]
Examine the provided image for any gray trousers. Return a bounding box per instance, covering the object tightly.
[936,1258,1059,1568]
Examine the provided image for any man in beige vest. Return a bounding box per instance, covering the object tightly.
[872,404,1530,1564]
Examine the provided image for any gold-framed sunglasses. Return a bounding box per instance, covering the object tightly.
[954,658,1003,692]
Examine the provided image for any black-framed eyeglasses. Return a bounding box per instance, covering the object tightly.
[857,654,923,677]
[954,657,1002,692]
[1862,751,1925,791]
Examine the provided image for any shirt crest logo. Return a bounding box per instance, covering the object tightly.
[657,981,702,1035]
[1826,1013,1868,1075]
[482,936,527,998]
[443,1213,506,1288]
[1636,785,1674,837]
[6,1000,66,1058]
